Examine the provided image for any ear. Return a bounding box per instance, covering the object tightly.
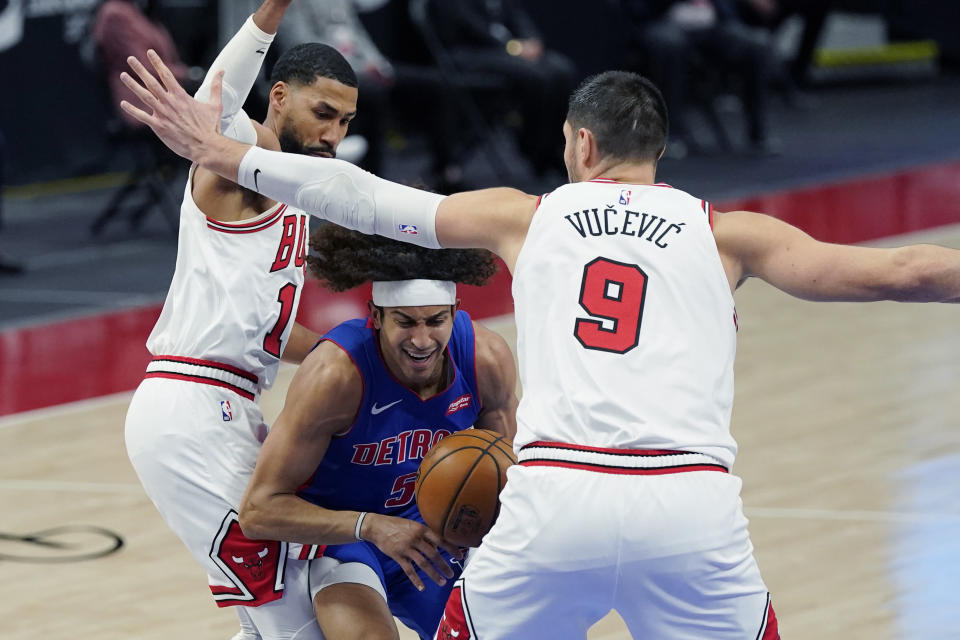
[367,300,382,329]
[577,127,597,169]
[453,300,461,314]
[269,81,288,113]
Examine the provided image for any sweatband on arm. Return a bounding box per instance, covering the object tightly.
[195,15,273,141]
[238,146,446,249]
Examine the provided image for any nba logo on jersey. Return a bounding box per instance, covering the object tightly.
[619,189,632,205]
[399,224,420,235]
[221,401,233,422]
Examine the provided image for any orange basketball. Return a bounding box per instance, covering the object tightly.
[415,429,517,547]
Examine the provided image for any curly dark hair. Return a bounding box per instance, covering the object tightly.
[308,223,498,292]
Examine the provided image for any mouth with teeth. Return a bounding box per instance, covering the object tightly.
[403,348,437,369]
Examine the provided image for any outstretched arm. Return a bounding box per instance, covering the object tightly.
[119,51,537,265]
[715,210,960,302]
[194,0,292,143]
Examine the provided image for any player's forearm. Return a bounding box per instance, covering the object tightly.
[239,493,363,546]
[251,0,294,34]
[195,8,280,141]
[889,244,960,303]
[281,322,320,364]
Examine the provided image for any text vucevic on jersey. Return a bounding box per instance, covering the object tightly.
[565,206,684,248]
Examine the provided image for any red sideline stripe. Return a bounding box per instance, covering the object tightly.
[522,441,688,456]
[152,355,258,383]
[519,460,728,474]
[144,372,255,401]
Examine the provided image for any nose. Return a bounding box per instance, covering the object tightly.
[409,326,433,351]
[320,122,346,151]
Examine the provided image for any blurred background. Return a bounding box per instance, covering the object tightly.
[1,0,959,407]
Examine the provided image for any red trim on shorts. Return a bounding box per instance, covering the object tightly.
[758,595,781,640]
[523,441,690,456]
[437,583,474,639]
[297,544,326,560]
[152,355,258,383]
[519,459,728,475]
[144,372,256,401]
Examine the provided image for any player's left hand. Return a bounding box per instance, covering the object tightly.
[119,49,224,163]
[361,513,461,591]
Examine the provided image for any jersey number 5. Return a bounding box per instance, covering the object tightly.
[574,257,647,354]
[263,282,297,358]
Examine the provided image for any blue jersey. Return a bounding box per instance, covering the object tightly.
[298,310,482,516]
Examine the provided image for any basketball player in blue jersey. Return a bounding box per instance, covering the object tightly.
[237,224,518,640]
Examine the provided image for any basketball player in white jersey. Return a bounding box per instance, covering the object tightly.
[123,63,960,638]
[122,2,359,638]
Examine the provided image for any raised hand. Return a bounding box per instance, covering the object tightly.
[120,49,224,163]
[361,512,461,591]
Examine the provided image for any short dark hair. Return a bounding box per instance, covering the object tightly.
[566,71,668,163]
[308,223,498,291]
[270,43,358,88]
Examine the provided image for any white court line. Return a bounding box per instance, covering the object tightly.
[0,391,134,429]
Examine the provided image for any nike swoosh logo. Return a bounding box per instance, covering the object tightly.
[256,48,266,55]
[253,168,261,191]
[371,399,402,415]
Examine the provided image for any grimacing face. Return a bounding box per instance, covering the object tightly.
[275,76,358,157]
[371,303,459,392]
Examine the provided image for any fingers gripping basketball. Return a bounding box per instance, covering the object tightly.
[415,429,517,547]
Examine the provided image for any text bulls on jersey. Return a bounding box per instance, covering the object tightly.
[270,214,309,272]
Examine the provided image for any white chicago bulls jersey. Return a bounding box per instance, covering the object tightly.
[147,167,309,390]
[511,180,738,468]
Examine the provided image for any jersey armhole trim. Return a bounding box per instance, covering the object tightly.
[319,337,365,439]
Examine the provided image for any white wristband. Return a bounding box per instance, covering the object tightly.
[237,146,445,249]
[354,512,368,540]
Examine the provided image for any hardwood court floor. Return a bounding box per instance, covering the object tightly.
[3,226,960,639]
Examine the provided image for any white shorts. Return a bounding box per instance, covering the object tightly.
[434,447,780,639]
[125,376,325,639]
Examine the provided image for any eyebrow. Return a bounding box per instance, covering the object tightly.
[315,101,357,118]
[391,310,450,323]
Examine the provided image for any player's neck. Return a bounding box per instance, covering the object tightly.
[589,160,657,186]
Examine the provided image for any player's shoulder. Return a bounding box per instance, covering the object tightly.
[471,322,516,384]
[299,338,364,391]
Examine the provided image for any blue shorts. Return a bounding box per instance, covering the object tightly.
[323,539,463,639]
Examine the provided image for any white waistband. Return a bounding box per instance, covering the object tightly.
[518,442,727,471]
[146,357,260,399]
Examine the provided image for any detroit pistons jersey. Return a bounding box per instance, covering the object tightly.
[511,180,738,468]
[146,166,309,390]
[298,311,481,515]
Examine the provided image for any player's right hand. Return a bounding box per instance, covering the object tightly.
[361,513,461,591]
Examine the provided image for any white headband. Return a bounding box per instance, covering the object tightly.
[371,280,457,307]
